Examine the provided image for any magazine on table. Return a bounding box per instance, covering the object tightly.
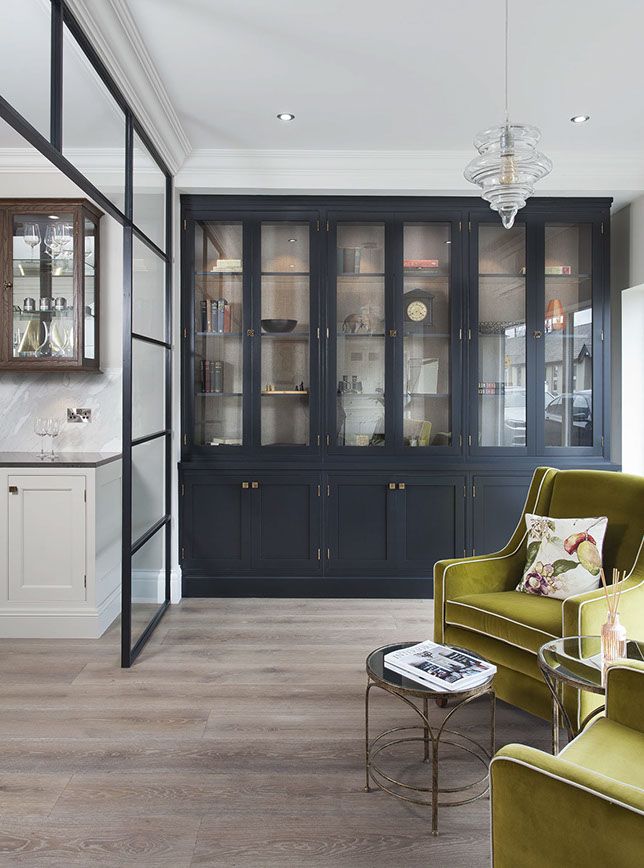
[384,641,496,692]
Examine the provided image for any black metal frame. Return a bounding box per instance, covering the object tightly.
[0,0,173,665]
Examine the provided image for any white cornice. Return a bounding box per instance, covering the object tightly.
[176,149,644,202]
[63,0,191,173]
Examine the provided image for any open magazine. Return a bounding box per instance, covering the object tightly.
[384,641,496,692]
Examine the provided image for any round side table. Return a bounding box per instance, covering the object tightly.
[538,635,644,754]
[365,642,496,836]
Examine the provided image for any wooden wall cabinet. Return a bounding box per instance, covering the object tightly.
[0,199,102,371]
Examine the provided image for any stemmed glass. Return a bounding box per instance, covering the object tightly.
[23,223,41,260]
[45,417,61,459]
[33,417,48,458]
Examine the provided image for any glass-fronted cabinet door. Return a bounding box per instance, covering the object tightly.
[191,220,246,449]
[2,200,102,371]
[471,220,528,452]
[541,222,598,452]
[400,221,456,449]
[329,220,387,449]
[257,219,317,449]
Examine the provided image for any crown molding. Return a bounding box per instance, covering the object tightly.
[176,148,644,201]
[63,0,191,173]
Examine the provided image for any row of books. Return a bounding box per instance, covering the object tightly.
[478,382,505,395]
[200,359,224,393]
[201,299,232,333]
[384,640,496,691]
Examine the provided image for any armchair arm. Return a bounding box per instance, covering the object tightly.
[491,744,644,868]
[562,566,644,639]
[606,660,644,732]
[434,466,557,643]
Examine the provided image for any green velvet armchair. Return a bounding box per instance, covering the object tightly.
[490,661,644,868]
[434,467,644,723]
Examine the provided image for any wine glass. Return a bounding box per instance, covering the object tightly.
[46,417,61,459]
[44,224,62,259]
[33,417,48,459]
[23,223,41,260]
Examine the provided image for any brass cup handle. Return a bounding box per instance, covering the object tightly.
[241,482,250,489]
[388,482,396,490]
[251,481,259,489]
[398,483,406,490]
[533,330,543,339]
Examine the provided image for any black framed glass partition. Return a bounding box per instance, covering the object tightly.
[0,0,173,666]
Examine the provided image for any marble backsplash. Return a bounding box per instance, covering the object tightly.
[0,367,122,452]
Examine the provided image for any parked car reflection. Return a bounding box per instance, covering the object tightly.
[504,388,555,446]
[544,390,592,446]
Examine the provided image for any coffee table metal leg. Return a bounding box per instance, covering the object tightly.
[432,735,439,836]
[552,683,560,755]
[490,690,496,760]
[423,697,430,762]
[365,680,373,791]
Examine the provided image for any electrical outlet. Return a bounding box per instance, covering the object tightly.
[67,408,92,423]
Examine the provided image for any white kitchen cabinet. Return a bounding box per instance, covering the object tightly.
[0,455,121,638]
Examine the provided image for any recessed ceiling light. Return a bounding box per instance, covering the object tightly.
[570,115,590,124]
[288,237,297,243]
[48,214,59,219]
[444,240,452,245]
[277,112,295,121]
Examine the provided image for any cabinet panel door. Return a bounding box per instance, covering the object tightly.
[326,474,396,574]
[472,475,532,556]
[398,475,465,573]
[251,475,321,573]
[8,475,86,602]
[182,474,251,570]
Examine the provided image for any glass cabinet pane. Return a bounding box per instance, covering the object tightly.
[83,218,97,360]
[335,223,385,447]
[477,224,526,447]
[402,223,451,447]
[193,221,243,447]
[260,222,310,446]
[543,224,593,447]
[12,213,76,361]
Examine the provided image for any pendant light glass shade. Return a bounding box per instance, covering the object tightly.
[464,124,553,229]
[545,298,565,331]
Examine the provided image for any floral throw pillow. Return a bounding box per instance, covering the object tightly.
[516,514,608,600]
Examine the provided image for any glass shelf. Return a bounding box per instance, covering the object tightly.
[261,271,310,277]
[196,331,243,337]
[197,391,243,397]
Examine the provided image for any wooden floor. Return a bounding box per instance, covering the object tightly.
[0,599,551,867]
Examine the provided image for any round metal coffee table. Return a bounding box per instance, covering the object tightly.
[365,642,496,836]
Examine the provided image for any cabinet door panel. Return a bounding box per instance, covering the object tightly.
[183,475,251,570]
[399,476,465,573]
[472,475,532,556]
[252,475,321,573]
[8,475,86,602]
[326,474,396,573]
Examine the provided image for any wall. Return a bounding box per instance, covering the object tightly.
[0,171,122,452]
[621,285,644,475]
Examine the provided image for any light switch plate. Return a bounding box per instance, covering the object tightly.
[67,408,92,423]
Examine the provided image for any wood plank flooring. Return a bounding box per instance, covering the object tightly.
[0,599,551,866]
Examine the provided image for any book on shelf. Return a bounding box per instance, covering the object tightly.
[545,265,572,275]
[384,641,496,692]
[201,299,232,333]
[404,259,439,269]
[211,258,242,272]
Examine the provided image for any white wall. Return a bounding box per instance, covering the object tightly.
[0,171,123,452]
[622,285,644,475]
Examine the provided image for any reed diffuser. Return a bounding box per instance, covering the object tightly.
[599,568,627,682]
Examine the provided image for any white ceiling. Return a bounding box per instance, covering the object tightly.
[124,0,644,154]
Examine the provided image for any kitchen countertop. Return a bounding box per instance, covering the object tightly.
[0,452,122,467]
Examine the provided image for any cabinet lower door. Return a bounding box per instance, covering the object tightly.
[8,475,86,603]
[182,474,252,571]
[472,475,533,556]
[326,474,397,574]
[397,475,465,573]
[251,475,321,574]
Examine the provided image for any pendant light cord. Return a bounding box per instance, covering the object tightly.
[504,0,510,124]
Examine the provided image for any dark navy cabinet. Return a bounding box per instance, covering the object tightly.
[179,195,616,598]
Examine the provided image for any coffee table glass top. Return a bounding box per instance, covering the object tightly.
[538,636,644,695]
[366,642,495,697]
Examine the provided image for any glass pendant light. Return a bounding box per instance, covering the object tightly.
[464,0,552,228]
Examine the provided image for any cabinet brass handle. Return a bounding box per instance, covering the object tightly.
[9,485,18,494]
[533,330,543,339]
[241,482,249,489]
[398,482,406,490]
[247,328,255,337]
[388,329,397,337]
[388,482,396,490]
[251,481,259,489]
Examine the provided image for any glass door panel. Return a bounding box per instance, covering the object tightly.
[12,213,76,361]
[260,222,310,446]
[402,222,451,447]
[83,218,97,360]
[335,223,386,447]
[543,223,593,447]
[477,224,526,447]
[193,221,244,447]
